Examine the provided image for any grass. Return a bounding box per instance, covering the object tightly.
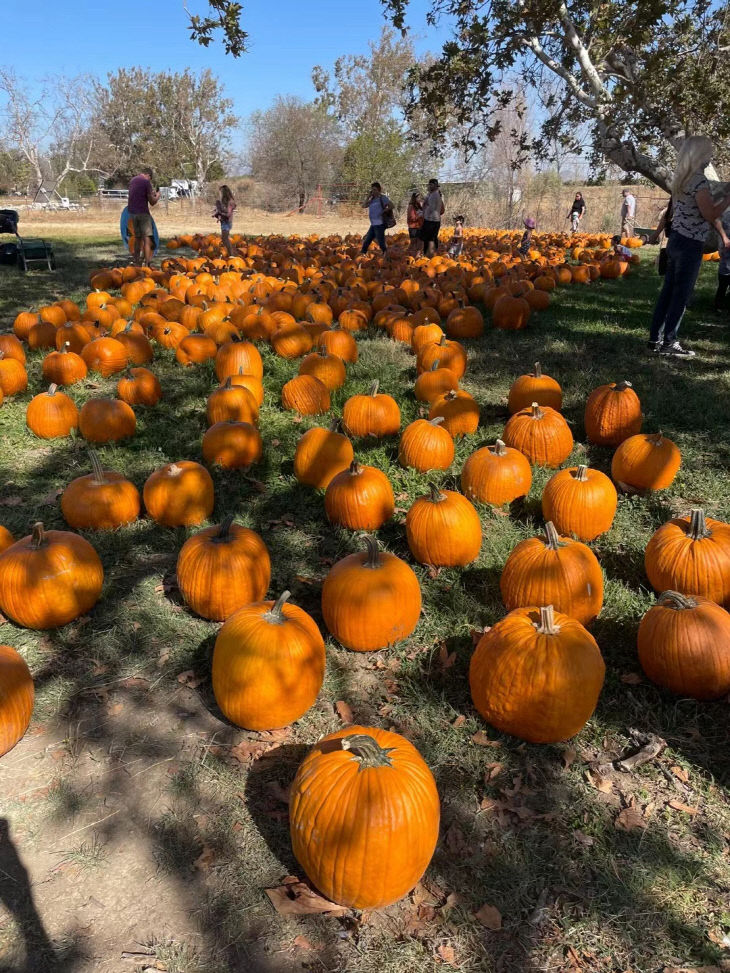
[0,236,729,973]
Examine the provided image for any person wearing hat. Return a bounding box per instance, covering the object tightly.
[519,216,536,257]
[621,188,636,238]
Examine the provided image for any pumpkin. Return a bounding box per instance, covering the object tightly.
[507,362,562,415]
[503,402,574,467]
[177,515,271,621]
[293,420,354,488]
[0,645,34,757]
[0,354,28,396]
[215,338,263,380]
[143,461,214,527]
[428,389,479,438]
[412,322,444,354]
[207,378,259,425]
[611,432,681,491]
[0,522,104,629]
[42,343,88,386]
[227,368,264,406]
[212,590,325,729]
[281,374,331,415]
[13,311,38,341]
[61,451,141,530]
[81,337,128,377]
[414,361,459,403]
[26,385,79,439]
[469,605,605,742]
[417,335,467,379]
[0,527,14,554]
[202,421,263,469]
[115,324,154,365]
[321,536,422,651]
[492,294,531,330]
[175,333,218,366]
[79,398,136,443]
[318,326,358,363]
[637,591,730,700]
[117,367,162,407]
[584,381,642,446]
[445,304,484,339]
[343,381,400,437]
[500,521,604,625]
[271,322,313,359]
[644,509,730,606]
[27,320,57,350]
[461,439,532,506]
[289,725,439,909]
[0,334,26,364]
[541,465,617,541]
[405,484,482,567]
[298,349,347,390]
[324,461,395,530]
[398,417,454,472]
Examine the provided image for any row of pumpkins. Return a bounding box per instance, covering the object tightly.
[0,233,728,915]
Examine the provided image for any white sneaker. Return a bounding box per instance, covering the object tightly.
[660,341,696,357]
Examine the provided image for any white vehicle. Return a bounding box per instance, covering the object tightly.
[159,186,179,201]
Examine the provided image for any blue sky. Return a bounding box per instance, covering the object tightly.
[3,0,447,126]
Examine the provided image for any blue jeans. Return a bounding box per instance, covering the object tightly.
[649,232,704,344]
[361,223,386,253]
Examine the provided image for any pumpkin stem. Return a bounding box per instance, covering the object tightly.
[688,508,711,541]
[223,376,233,389]
[614,380,633,392]
[264,590,291,623]
[427,482,445,503]
[363,535,381,569]
[216,514,235,539]
[61,341,70,354]
[530,401,543,419]
[493,439,508,456]
[369,380,380,397]
[328,417,345,434]
[656,590,698,611]
[31,522,46,549]
[536,605,560,635]
[348,460,362,475]
[429,416,446,427]
[430,360,441,372]
[340,734,395,769]
[574,465,589,482]
[89,449,106,485]
[47,383,58,396]
[650,431,664,445]
[533,361,542,377]
[543,522,563,550]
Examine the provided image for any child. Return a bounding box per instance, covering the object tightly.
[714,210,730,311]
[212,185,236,257]
[518,217,536,257]
[448,216,465,257]
[611,234,632,259]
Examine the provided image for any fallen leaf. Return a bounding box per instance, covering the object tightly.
[194,843,217,871]
[157,649,170,668]
[435,943,457,966]
[177,669,204,689]
[245,478,267,494]
[265,881,347,916]
[438,643,456,669]
[118,676,149,691]
[451,714,466,729]
[667,800,699,816]
[470,628,486,647]
[562,747,577,769]
[472,730,499,747]
[586,770,613,794]
[444,891,466,910]
[335,700,354,723]
[614,806,648,832]
[230,739,275,764]
[109,702,124,716]
[474,903,502,930]
[40,489,63,505]
[573,830,595,847]
[484,762,503,782]
[292,935,314,951]
[670,765,690,783]
[620,672,643,685]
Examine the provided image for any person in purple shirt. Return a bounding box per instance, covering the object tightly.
[127,168,159,266]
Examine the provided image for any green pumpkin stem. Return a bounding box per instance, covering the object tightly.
[428,482,445,503]
[493,439,508,456]
[363,535,381,569]
[536,605,560,635]
[686,508,711,541]
[574,465,589,482]
[89,450,107,485]
[264,590,291,623]
[340,733,395,769]
[657,590,698,611]
[369,380,380,397]
[31,522,46,549]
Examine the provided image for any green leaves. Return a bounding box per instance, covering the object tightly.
[187,0,248,57]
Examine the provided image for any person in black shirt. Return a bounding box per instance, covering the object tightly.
[568,192,585,233]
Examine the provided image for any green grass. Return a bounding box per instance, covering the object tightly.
[0,238,729,973]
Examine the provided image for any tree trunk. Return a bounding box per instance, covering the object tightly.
[298,190,306,212]
[596,119,672,192]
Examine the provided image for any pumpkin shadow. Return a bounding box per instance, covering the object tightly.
[243,742,308,873]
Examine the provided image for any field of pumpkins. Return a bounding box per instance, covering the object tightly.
[0,226,729,971]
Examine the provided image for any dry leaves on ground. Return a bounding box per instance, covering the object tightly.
[177,669,204,689]
[474,903,502,930]
[265,877,348,917]
[435,943,457,966]
[614,804,649,832]
[335,700,354,723]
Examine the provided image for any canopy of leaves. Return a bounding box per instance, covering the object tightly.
[187,0,247,56]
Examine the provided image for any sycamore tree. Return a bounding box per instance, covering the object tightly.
[378,0,730,190]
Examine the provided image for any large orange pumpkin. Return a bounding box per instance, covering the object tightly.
[25,385,79,439]
[584,381,642,446]
[61,452,140,531]
[343,381,400,437]
[324,461,395,530]
[503,403,574,467]
[611,432,681,491]
[398,417,454,472]
[0,645,34,757]
[289,725,439,909]
[461,440,532,506]
[405,485,482,566]
[293,421,354,488]
[644,509,730,606]
[507,362,562,415]
[79,398,136,443]
[281,374,331,415]
[541,465,617,541]
[143,461,214,527]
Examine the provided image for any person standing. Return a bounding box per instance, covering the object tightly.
[213,184,236,257]
[422,178,445,255]
[127,168,159,267]
[620,188,636,238]
[361,182,392,254]
[406,192,423,253]
[713,208,730,311]
[568,192,585,233]
[519,216,536,257]
[648,135,730,356]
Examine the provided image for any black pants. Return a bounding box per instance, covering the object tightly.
[361,224,386,253]
[649,232,704,345]
[715,273,730,310]
[422,220,440,254]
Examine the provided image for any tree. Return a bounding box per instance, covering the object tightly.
[340,127,430,210]
[382,0,730,189]
[0,71,111,196]
[247,97,343,211]
[97,68,238,185]
[187,0,247,56]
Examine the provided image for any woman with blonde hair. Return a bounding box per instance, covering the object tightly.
[649,135,730,356]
